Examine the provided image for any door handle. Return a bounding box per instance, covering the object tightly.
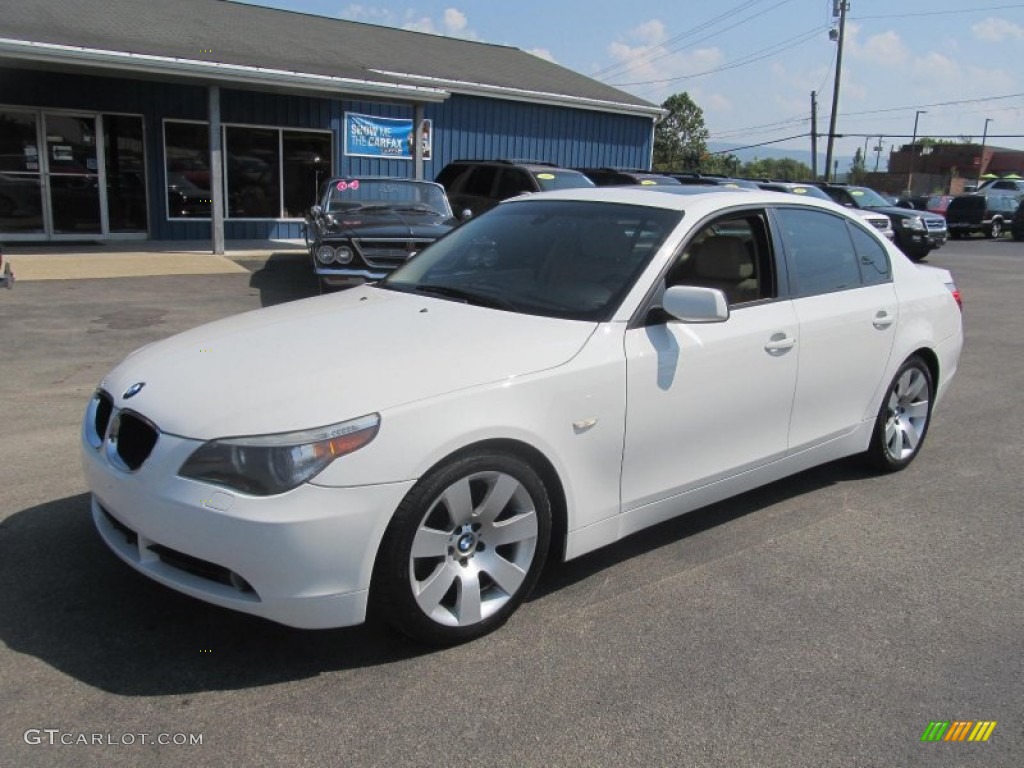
[764,333,796,353]
[873,310,895,330]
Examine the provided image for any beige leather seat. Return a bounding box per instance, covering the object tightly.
[689,236,759,304]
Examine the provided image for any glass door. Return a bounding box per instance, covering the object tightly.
[43,113,102,236]
[0,109,45,235]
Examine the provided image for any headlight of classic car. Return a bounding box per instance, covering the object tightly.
[315,244,354,265]
[315,245,336,265]
[178,413,380,495]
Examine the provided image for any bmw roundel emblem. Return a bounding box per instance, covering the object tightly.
[123,382,146,399]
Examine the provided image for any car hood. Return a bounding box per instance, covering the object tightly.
[100,287,598,440]
[870,205,943,223]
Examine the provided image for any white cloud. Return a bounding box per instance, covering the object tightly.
[527,48,557,63]
[401,7,477,39]
[339,4,397,24]
[443,8,468,35]
[861,31,909,67]
[630,19,667,46]
[972,17,1024,42]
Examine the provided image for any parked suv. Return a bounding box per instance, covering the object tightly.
[576,168,681,187]
[435,159,594,217]
[977,178,1024,195]
[814,183,947,261]
[1012,198,1024,241]
[759,181,894,240]
[945,193,1018,239]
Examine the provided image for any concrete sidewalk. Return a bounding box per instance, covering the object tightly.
[1,239,307,281]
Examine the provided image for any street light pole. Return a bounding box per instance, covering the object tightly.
[824,1,848,181]
[976,118,993,189]
[907,110,926,196]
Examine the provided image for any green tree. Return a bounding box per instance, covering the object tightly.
[653,92,710,171]
[741,157,813,181]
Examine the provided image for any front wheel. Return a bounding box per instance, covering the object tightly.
[987,219,1003,239]
[373,452,551,645]
[865,356,934,472]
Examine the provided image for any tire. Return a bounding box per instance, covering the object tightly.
[865,356,934,472]
[372,451,552,645]
[987,219,1003,239]
[949,230,962,240]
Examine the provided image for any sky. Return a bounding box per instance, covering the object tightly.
[236,0,1024,166]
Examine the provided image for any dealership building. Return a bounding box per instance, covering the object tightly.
[0,0,662,247]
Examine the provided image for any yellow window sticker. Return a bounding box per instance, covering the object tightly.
[640,179,658,185]
[852,189,865,196]
[536,173,556,179]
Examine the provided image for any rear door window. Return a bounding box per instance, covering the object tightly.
[774,208,862,296]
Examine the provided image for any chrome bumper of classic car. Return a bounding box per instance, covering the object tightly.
[315,266,389,287]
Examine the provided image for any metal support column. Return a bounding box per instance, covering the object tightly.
[208,85,225,255]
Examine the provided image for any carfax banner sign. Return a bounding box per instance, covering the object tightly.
[344,113,432,160]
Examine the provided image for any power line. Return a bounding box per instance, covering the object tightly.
[593,0,800,83]
[851,3,1024,20]
[707,133,809,154]
[610,24,826,88]
[589,0,767,81]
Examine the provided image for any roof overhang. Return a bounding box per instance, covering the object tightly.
[0,38,450,103]
[369,68,665,119]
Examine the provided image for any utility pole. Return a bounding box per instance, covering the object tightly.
[976,117,993,188]
[811,91,818,179]
[824,0,848,182]
[907,109,926,195]
[873,136,884,171]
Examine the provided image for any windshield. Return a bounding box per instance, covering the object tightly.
[847,186,892,208]
[532,170,596,192]
[321,179,452,216]
[381,199,683,322]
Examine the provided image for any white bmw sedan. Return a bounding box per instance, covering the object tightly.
[82,188,963,645]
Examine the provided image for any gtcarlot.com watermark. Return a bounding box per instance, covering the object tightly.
[24,729,203,746]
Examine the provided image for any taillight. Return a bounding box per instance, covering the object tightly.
[945,280,962,310]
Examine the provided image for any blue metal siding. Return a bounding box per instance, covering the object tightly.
[423,95,653,181]
[2,68,653,242]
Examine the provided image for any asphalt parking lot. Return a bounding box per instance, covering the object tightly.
[1,238,1022,767]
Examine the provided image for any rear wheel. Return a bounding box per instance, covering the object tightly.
[865,356,934,472]
[373,451,551,645]
[949,230,963,240]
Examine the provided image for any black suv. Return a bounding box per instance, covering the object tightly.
[667,172,760,189]
[1012,198,1024,241]
[435,159,594,217]
[945,193,1019,239]
[575,168,681,187]
[814,183,947,261]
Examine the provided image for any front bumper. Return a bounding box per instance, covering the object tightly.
[315,266,389,288]
[82,425,414,629]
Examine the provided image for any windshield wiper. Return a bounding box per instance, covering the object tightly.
[414,284,517,311]
[393,204,441,214]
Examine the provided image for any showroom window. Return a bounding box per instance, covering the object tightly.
[164,121,331,219]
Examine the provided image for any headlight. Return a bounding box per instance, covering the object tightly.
[335,245,353,264]
[315,245,335,264]
[178,413,380,496]
[900,216,925,232]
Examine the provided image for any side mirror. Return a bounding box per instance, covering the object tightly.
[661,285,729,323]
[460,209,473,221]
[310,204,322,217]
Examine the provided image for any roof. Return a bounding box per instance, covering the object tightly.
[0,0,661,117]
